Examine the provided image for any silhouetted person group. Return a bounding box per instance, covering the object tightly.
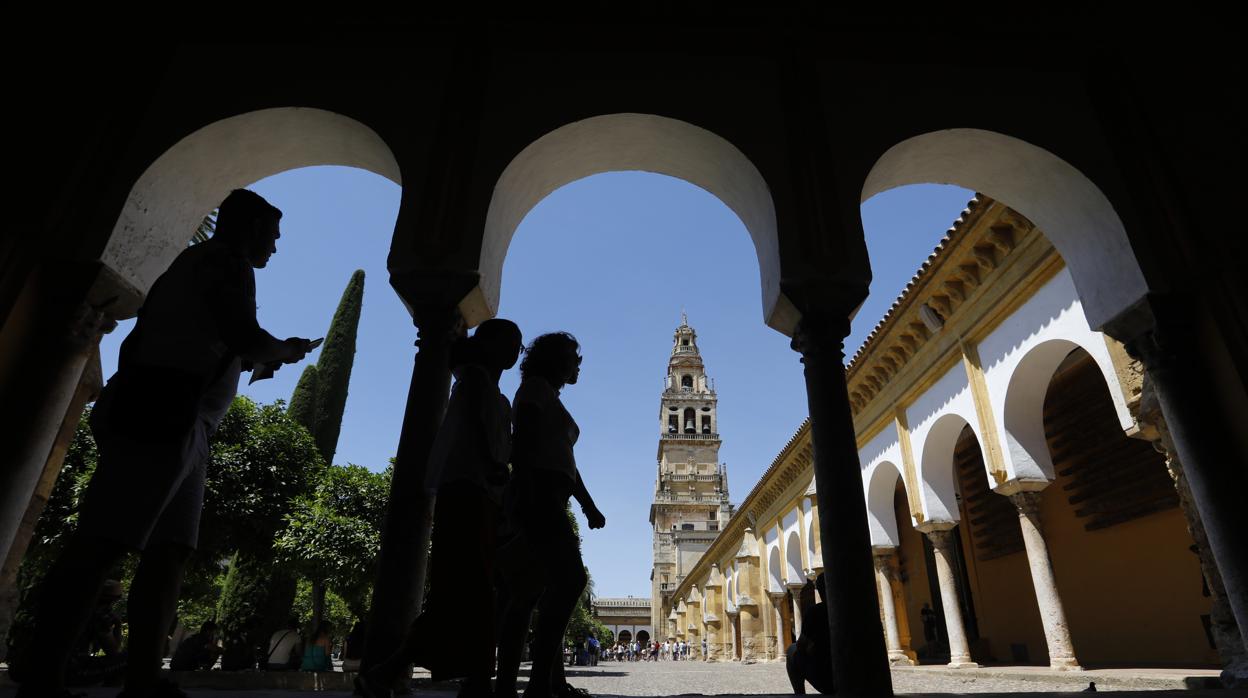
[356,329,605,698]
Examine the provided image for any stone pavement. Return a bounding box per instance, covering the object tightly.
[0,660,1229,696]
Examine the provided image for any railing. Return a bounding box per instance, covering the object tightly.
[661,432,719,441]
[654,493,729,503]
[665,473,719,482]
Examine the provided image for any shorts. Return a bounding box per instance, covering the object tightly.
[77,408,211,551]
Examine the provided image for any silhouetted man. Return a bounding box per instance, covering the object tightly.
[786,574,833,695]
[14,189,314,698]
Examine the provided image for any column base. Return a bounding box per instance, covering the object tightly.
[887,651,916,666]
[947,659,980,669]
[1049,658,1083,671]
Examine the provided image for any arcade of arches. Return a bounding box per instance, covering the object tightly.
[661,198,1239,674]
[4,17,1246,694]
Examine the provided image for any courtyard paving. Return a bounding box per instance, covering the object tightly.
[0,660,1228,697]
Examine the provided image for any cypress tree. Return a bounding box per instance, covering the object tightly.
[287,364,319,431]
[310,269,364,465]
[216,271,365,660]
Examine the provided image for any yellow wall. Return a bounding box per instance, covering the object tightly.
[1042,482,1217,666]
[955,522,1048,664]
[894,488,935,659]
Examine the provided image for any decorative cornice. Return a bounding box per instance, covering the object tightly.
[844,197,1039,416]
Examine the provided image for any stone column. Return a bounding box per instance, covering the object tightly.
[362,299,462,671]
[770,591,787,659]
[1125,306,1248,656]
[1005,488,1081,670]
[786,582,805,638]
[921,526,979,667]
[0,293,115,568]
[791,311,894,694]
[1137,381,1248,687]
[873,547,915,666]
[0,348,103,662]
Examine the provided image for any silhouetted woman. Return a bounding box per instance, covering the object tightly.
[357,319,523,698]
[496,332,605,698]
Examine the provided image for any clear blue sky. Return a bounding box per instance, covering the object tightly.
[99,167,972,599]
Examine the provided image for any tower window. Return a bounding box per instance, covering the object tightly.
[681,338,689,346]
[701,415,711,433]
[668,415,678,433]
[684,408,696,433]
[681,375,693,388]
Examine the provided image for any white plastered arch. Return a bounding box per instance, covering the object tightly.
[862,128,1145,332]
[905,361,983,523]
[864,461,906,547]
[977,266,1134,482]
[103,107,401,306]
[478,113,784,330]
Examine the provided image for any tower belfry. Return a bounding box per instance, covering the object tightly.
[649,315,733,634]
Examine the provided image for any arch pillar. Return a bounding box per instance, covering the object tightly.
[362,269,475,672]
[0,266,123,569]
[872,547,915,666]
[997,481,1081,670]
[1122,297,1248,658]
[788,295,893,694]
[917,523,979,668]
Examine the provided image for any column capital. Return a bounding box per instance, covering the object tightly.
[923,527,958,553]
[915,520,957,535]
[994,478,1051,497]
[1008,490,1044,521]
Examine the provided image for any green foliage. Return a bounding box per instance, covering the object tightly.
[216,550,297,670]
[291,578,357,640]
[199,397,326,556]
[287,364,319,431]
[273,464,390,617]
[309,269,364,465]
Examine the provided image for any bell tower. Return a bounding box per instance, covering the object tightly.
[649,313,733,633]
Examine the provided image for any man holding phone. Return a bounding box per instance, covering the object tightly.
[15,189,316,698]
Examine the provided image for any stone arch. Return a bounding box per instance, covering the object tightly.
[102,107,401,307]
[784,530,803,584]
[861,128,1142,332]
[619,629,632,645]
[1000,337,1132,481]
[918,413,978,523]
[477,113,783,329]
[767,544,783,593]
[865,461,907,546]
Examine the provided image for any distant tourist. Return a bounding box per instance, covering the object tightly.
[267,617,303,671]
[301,620,334,672]
[170,620,222,671]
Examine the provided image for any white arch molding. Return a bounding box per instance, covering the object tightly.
[768,545,783,593]
[477,113,785,330]
[999,339,1132,481]
[917,413,978,523]
[862,128,1145,332]
[784,530,803,584]
[103,107,401,307]
[865,461,905,547]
